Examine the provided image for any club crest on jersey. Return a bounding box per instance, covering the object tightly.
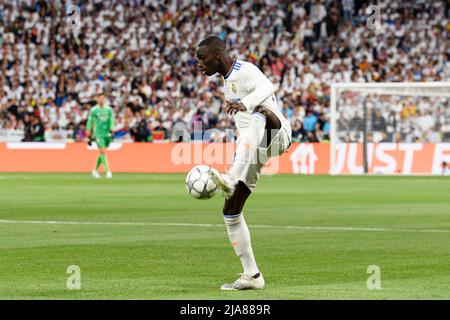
[231,82,237,94]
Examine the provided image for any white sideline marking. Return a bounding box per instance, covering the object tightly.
[0,219,448,234]
[6,142,66,150]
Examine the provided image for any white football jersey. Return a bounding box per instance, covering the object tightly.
[222,59,290,130]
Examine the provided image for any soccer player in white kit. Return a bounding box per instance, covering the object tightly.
[196,36,292,290]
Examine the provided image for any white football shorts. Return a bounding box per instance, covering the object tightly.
[229,124,292,191]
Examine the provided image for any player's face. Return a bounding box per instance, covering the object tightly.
[97,95,105,105]
[195,46,217,76]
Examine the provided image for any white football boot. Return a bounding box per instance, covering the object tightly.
[106,171,113,179]
[209,168,237,198]
[91,169,101,179]
[221,273,265,291]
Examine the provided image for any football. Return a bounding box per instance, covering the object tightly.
[186,165,219,199]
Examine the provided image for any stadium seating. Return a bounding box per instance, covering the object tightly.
[0,0,448,143]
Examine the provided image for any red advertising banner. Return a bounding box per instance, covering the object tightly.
[0,142,449,175]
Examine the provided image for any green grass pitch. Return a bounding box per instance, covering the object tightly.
[0,173,449,299]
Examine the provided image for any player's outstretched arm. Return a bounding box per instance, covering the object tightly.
[85,109,95,143]
[108,108,115,138]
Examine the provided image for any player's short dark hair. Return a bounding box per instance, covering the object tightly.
[197,35,226,51]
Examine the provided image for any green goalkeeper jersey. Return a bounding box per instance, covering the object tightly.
[86,105,115,138]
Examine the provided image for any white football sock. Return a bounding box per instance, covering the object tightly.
[224,213,260,277]
[228,112,266,180]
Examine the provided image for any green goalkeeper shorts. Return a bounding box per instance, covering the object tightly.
[94,136,112,149]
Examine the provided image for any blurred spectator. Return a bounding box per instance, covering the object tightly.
[130,118,153,142]
[342,0,354,22]
[31,116,46,141]
[152,120,168,141]
[442,161,450,175]
[317,112,330,141]
[349,111,364,132]
[303,109,318,133]
[292,120,307,142]
[310,0,327,40]
[372,109,387,133]
[22,115,45,142]
[415,110,435,142]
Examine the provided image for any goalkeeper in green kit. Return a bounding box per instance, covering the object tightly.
[86,94,115,179]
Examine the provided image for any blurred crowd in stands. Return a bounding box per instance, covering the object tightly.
[0,0,449,143]
[336,94,450,143]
